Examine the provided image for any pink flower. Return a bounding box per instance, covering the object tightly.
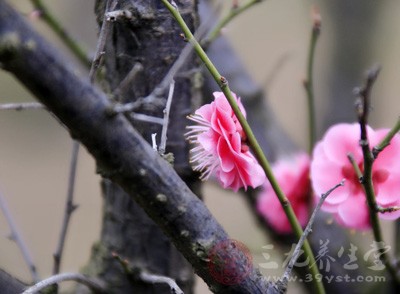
[185,91,265,191]
[311,123,400,229]
[257,153,311,234]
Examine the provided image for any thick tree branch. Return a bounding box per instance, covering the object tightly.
[0,1,272,292]
[0,269,26,294]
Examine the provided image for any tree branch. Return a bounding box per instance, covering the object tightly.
[0,190,39,282]
[52,141,80,275]
[21,273,106,294]
[0,1,272,292]
[199,1,372,292]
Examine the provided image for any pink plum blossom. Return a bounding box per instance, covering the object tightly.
[257,153,311,234]
[185,91,265,191]
[311,123,400,229]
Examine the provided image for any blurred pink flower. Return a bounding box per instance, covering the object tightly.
[311,123,400,229]
[257,153,311,234]
[185,91,265,191]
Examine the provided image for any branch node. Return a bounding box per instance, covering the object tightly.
[106,10,133,22]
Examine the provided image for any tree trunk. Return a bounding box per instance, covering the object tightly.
[82,0,200,293]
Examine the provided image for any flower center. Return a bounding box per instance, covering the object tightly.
[341,161,389,194]
[341,164,363,194]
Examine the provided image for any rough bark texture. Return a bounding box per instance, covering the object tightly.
[81,1,200,292]
[0,1,273,293]
[0,0,393,293]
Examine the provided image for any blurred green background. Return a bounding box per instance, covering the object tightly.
[1,0,400,293]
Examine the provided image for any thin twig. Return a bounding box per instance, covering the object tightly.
[89,0,119,83]
[347,153,363,179]
[29,0,90,67]
[51,1,117,277]
[354,65,400,284]
[0,190,39,282]
[111,100,144,114]
[112,251,183,294]
[202,0,264,47]
[161,2,325,293]
[376,205,400,214]
[130,113,164,125]
[372,116,400,158]
[278,180,345,291]
[111,15,209,115]
[159,80,175,155]
[150,17,209,98]
[52,141,80,275]
[112,62,144,97]
[21,273,107,294]
[0,102,44,111]
[304,5,321,153]
[140,272,183,294]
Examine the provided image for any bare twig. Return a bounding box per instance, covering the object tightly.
[347,153,362,179]
[304,5,321,153]
[202,0,265,47]
[139,272,183,294]
[111,101,142,114]
[277,180,345,291]
[89,0,119,83]
[112,62,144,98]
[51,1,117,277]
[112,251,183,294]
[354,65,400,284]
[52,141,80,275]
[159,81,175,155]
[150,18,209,99]
[372,116,400,158]
[162,1,325,292]
[0,102,44,111]
[29,0,90,67]
[0,1,273,291]
[0,190,39,282]
[354,65,380,130]
[130,113,164,125]
[21,273,106,294]
[110,15,209,117]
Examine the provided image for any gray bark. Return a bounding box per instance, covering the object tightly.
[81,1,200,292]
[0,1,273,292]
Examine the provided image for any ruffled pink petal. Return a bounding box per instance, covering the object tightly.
[311,144,348,204]
[336,196,370,229]
[211,108,236,134]
[198,131,218,153]
[217,137,235,172]
[220,124,241,153]
[375,177,400,205]
[257,189,293,233]
[187,91,264,192]
[321,201,340,213]
[322,123,363,163]
[217,168,235,188]
[257,152,310,233]
[241,153,265,188]
[195,103,214,121]
[220,170,243,192]
[294,201,309,228]
[373,130,400,173]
